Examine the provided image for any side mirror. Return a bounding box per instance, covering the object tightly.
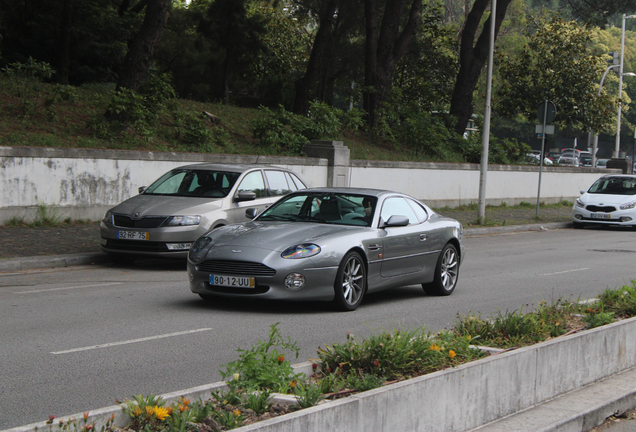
[235,191,257,202]
[245,208,259,219]
[380,215,410,228]
[580,190,585,194]
[138,186,147,194]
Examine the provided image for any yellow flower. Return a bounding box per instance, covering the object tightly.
[290,380,297,388]
[153,406,170,421]
[429,343,441,351]
[233,409,241,417]
[131,406,142,417]
[467,335,472,341]
[145,406,154,418]
[233,373,240,381]
[449,350,456,358]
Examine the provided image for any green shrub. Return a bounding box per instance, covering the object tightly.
[2,57,55,118]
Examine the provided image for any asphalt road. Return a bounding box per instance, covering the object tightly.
[2,226,636,430]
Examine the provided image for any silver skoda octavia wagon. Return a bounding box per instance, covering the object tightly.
[100,163,307,262]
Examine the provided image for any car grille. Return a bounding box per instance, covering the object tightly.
[104,239,169,252]
[113,214,168,228]
[197,260,276,276]
[585,205,616,213]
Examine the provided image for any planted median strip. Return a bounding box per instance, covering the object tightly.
[32,282,636,432]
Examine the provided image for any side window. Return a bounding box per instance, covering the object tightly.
[265,170,292,196]
[288,173,306,190]
[380,197,418,225]
[407,199,429,222]
[237,171,266,198]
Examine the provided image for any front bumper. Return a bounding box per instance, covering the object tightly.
[572,206,636,226]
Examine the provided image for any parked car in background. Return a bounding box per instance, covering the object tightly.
[100,163,307,262]
[524,153,553,165]
[579,151,593,167]
[187,188,465,311]
[572,175,636,228]
[596,159,609,168]
[557,154,580,166]
[547,151,562,162]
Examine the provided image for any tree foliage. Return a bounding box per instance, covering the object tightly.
[494,15,617,133]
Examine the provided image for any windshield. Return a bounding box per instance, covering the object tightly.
[257,192,377,227]
[588,177,636,195]
[143,169,241,197]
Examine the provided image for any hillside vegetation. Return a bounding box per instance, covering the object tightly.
[0,75,438,163]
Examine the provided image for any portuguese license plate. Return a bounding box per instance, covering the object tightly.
[591,213,611,220]
[117,230,150,240]
[210,274,255,288]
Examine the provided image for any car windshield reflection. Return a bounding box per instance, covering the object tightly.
[257,192,377,226]
[589,177,636,195]
[143,169,240,198]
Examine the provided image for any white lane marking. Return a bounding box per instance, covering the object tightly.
[541,268,589,276]
[16,282,123,294]
[51,328,214,355]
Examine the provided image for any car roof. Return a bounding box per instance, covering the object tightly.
[169,163,294,173]
[294,187,413,199]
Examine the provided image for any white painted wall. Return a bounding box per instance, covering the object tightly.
[0,146,617,223]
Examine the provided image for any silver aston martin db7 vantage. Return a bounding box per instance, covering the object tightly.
[187,188,465,311]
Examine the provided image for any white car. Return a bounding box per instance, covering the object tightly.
[572,175,636,228]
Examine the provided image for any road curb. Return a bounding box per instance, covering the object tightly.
[0,252,110,273]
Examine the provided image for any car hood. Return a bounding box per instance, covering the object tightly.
[207,222,365,252]
[109,194,223,216]
[581,193,636,206]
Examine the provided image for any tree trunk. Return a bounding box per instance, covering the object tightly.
[293,0,339,115]
[55,0,72,84]
[449,0,513,136]
[363,0,422,128]
[115,0,170,92]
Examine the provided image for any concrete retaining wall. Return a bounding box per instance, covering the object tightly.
[0,146,613,224]
[5,317,636,432]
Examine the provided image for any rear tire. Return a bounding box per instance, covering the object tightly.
[333,251,366,311]
[423,243,459,296]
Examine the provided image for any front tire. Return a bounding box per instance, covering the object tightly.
[423,243,459,296]
[572,221,586,229]
[333,251,366,311]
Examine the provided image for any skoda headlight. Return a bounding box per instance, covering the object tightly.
[575,199,584,208]
[281,244,321,259]
[620,200,636,210]
[168,215,201,226]
[103,211,113,223]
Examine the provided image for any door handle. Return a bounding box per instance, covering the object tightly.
[420,234,427,241]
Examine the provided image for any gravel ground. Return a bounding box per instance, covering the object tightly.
[0,205,573,259]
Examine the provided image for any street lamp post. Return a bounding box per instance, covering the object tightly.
[614,14,636,158]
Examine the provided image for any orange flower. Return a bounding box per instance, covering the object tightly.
[277,355,285,363]
[83,412,89,422]
[449,350,456,358]
[373,360,380,367]
[290,380,297,388]
[429,343,441,351]
[181,397,191,406]
[233,409,241,417]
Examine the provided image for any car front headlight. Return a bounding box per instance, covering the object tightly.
[620,200,636,210]
[103,211,113,223]
[281,244,321,259]
[168,215,201,226]
[189,236,212,262]
[575,199,585,208]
